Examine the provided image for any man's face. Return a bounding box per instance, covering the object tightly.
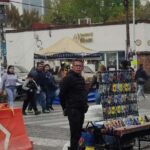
[37,64,43,71]
[72,61,83,74]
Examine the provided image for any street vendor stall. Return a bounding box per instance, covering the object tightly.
[81,69,150,150]
[98,69,150,149]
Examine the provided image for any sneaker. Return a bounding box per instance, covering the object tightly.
[49,106,54,111]
[23,112,27,115]
[42,110,50,113]
[28,109,33,113]
[34,111,41,115]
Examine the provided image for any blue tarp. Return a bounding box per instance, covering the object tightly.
[53,89,96,104]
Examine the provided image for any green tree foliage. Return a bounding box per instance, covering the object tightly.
[6,0,148,28]
[6,4,41,29]
[43,0,141,25]
[6,4,20,29]
[136,1,150,20]
[20,10,41,29]
[43,0,60,23]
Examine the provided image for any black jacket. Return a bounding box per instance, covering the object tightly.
[30,70,46,90]
[44,71,57,91]
[59,70,88,113]
[135,68,148,85]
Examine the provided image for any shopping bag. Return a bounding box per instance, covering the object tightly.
[79,130,95,147]
[79,122,95,148]
[0,104,33,150]
[85,146,95,150]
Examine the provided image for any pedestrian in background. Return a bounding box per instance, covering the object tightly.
[44,64,57,111]
[58,63,68,80]
[92,64,107,104]
[59,59,89,150]
[0,65,20,107]
[135,64,148,100]
[22,73,41,115]
[30,62,49,113]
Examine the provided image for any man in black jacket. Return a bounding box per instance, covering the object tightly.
[30,62,49,113]
[59,59,89,150]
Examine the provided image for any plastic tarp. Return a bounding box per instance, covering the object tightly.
[0,106,32,150]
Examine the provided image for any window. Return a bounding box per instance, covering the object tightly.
[107,53,117,69]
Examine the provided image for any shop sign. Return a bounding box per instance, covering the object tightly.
[73,32,93,43]
[85,52,104,61]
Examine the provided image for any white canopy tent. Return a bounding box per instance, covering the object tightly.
[34,37,94,59]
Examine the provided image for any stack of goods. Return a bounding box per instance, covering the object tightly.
[102,115,148,134]
[99,70,138,119]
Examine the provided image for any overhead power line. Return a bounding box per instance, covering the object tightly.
[10,0,49,9]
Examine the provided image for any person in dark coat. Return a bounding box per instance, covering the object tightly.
[22,74,41,115]
[59,59,89,150]
[43,64,57,111]
[135,64,148,100]
[30,62,49,113]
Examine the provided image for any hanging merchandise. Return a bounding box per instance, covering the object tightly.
[99,70,138,120]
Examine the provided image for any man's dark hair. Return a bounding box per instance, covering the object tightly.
[40,61,44,64]
[37,61,44,67]
[139,64,143,68]
[120,60,130,69]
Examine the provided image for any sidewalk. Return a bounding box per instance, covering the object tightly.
[138,94,150,117]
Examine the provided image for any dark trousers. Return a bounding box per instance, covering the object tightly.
[68,109,84,150]
[45,89,56,109]
[22,92,38,113]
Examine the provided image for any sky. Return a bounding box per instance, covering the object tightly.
[140,0,150,5]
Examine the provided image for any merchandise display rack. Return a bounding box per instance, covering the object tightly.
[99,70,139,120]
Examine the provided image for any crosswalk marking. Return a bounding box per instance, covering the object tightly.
[43,121,69,127]
[30,137,68,147]
[24,113,102,128]
[24,109,150,128]
[24,106,150,150]
[25,117,68,125]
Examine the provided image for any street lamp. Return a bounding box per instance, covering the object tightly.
[123,0,130,60]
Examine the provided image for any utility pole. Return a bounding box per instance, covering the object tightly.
[123,0,130,60]
[132,0,135,52]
